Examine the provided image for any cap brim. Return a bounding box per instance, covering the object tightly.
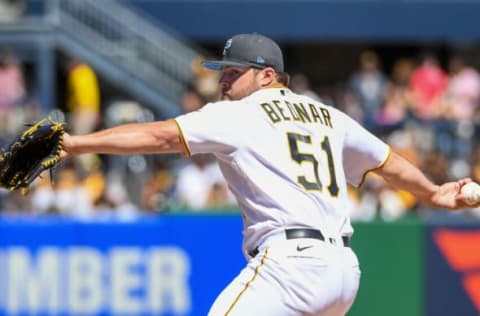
[202,60,253,71]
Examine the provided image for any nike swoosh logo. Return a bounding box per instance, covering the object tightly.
[296,245,314,252]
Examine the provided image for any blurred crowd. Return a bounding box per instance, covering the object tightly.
[1,46,480,222]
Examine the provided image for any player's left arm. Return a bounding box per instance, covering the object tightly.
[374,151,475,210]
[61,119,188,159]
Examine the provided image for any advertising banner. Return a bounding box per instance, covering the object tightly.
[0,215,245,316]
[426,223,480,316]
[4,215,476,316]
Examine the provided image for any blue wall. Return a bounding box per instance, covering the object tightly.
[122,0,480,42]
[24,0,480,41]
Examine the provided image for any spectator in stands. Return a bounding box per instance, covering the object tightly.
[370,80,414,137]
[142,161,175,212]
[290,73,321,102]
[389,57,416,120]
[52,166,95,219]
[0,50,27,143]
[444,55,480,123]
[348,50,389,129]
[0,51,25,112]
[66,58,100,135]
[174,153,235,211]
[30,176,57,214]
[100,176,140,221]
[1,190,29,213]
[391,57,415,88]
[81,157,106,210]
[28,164,95,218]
[335,88,364,124]
[432,55,480,159]
[65,58,102,181]
[408,52,449,121]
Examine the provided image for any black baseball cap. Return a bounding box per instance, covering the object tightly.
[202,33,284,72]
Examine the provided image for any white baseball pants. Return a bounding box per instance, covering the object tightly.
[208,236,361,316]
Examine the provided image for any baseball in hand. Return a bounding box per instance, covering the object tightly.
[461,182,480,205]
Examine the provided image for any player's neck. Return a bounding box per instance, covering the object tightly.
[263,83,287,90]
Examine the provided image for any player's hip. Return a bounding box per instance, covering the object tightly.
[247,227,353,261]
[216,243,360,316]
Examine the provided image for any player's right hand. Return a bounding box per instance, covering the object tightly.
[431,178,480,210]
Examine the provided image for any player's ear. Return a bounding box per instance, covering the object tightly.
[259,67,276,86]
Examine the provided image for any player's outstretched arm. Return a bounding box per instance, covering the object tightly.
[374,151,478,210]
[60,119,187,159]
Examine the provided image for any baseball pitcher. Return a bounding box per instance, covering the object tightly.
[60,34,479,315]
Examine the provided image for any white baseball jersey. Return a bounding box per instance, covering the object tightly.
[175,87,390,255]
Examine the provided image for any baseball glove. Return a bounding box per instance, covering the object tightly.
[0,117,65,193]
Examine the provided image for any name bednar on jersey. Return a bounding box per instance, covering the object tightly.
[260,94,333,127]
[175,84,389,259]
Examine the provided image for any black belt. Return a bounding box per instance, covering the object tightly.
[248,228,350,258]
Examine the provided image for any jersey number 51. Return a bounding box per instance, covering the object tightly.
[287,132,339,196]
